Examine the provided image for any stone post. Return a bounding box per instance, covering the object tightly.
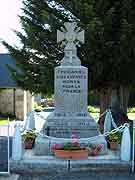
[12,122,22,160]
[27,111,35,130]
[121,123,131,161]
[104,110,112,133]
[23,90,27,121]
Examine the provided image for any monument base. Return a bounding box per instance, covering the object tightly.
[42,111,99,138]
[34,111,108,156]
[34,135,107,156]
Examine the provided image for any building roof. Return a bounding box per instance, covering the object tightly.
[0,54,18,88]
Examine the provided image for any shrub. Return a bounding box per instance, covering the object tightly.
[128,107,135,113]
[88,106,100,113]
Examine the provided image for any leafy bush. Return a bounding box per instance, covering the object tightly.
[0,112,15,119]
[34,102,43,112]
[88,106,100,113]
[128,107,135,113]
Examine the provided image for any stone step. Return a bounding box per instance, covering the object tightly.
[0,174,19,180]
[10,158,131,175]
[10,150,131,175]
[70,159,131,172]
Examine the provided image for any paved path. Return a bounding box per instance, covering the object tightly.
[18,171,135,180]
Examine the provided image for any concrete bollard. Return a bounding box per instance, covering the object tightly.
[104,110,112,133]
[121,123,131,161]
[27,111,35,130]
[132,120,135,172]
[12,122,22,160]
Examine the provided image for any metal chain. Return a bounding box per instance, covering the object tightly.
[94,109,108,121]
[26,123,127,141]
[23,109,128,140]
[102,124,127,137]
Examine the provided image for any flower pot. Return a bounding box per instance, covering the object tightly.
[54,149,88,159]
[24,140,34,149]
[108,141,119,150]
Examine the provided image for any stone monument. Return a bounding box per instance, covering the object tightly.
[42,22,99,138]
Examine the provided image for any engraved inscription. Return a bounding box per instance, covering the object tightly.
[56,69,86,93]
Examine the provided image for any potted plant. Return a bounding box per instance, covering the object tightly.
[51,142,88,159]
[108,132,121,150]
[22,129,37,149]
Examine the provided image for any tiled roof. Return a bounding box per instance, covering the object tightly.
[0,54,18,88]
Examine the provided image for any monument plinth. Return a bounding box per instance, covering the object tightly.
[43,22,99,137]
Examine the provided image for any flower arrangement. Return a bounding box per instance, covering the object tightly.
[51,142,88,159]
[87,144,102,156]
[51,141,85,152]
[51,142,102,156]
[70,134,80,139]
[51,135,103,158]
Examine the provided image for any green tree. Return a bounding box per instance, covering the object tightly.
[2,0,135,116]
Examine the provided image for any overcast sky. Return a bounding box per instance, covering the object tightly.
[0,0,22,53]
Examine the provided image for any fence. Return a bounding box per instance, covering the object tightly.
[0,123,10,175]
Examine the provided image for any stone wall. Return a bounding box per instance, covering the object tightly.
[0,89,34,120]
[0,89,14,115]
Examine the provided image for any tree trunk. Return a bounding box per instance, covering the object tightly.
[100,89,111,114]
[110,86,129,126]
[111,86,129,113]
[119,86,129,114]
[98,86,129,130]
[98,88,111,130]
[110,88,120,111]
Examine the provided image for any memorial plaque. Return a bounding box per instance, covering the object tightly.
[55,67,87,112]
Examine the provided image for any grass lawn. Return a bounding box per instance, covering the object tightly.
[90,112,135,121]
[127,113,135,120]
[0,112,134,125]
[0,118,15,125]
[90,113,99,122]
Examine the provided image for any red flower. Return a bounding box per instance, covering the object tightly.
[91,152,97,156]
[71,141,80,146]
[51,143,61,152]
[70,135,80,139]
[91,144,97,150]
[97,144,102,151]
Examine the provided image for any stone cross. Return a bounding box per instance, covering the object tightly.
[57,22,84,65]
[57,22,84,44]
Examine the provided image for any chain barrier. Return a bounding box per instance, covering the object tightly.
[35,109,119,130]
[21,109,127,140]
[14,109,133,172]
[102,123,127,137]
[24,123,127,142]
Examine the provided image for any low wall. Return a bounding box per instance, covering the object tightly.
[0,89,33,120]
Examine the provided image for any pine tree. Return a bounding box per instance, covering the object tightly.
[2,0,135,114]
